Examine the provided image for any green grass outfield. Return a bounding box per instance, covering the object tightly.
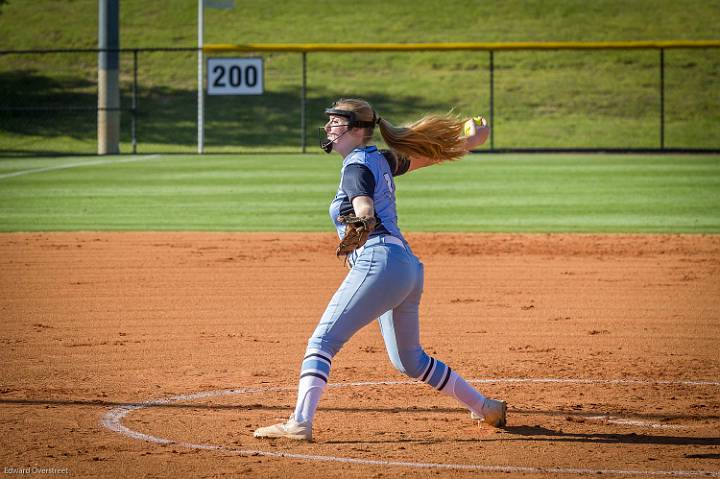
[0,154,718,233]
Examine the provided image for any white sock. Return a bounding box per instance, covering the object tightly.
[438,370,486,415]
[293,374,327,424]
[292,348,333,424]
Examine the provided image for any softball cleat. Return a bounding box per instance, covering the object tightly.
[253,415,313,441]
[471,398,507,427]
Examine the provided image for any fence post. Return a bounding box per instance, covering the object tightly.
[132,49,138,154]
[98,0,121,155]
[659,48,665,150]
[301,51,307,153]
[197,1,204,154]
[489,50,495,151]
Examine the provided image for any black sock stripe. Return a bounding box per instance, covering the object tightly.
[300,371,328,383]
[304,352,332,364]
[438,367,452,391]
[420,357,435,382]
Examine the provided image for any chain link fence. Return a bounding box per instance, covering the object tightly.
[1,44,719,155]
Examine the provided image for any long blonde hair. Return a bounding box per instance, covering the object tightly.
[332,98,467,162]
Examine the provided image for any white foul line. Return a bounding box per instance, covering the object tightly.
[345,377,720,387]
[468,378,720,387]
[586,416,687,430]
[0,154,162,180]
[101,377,720,478]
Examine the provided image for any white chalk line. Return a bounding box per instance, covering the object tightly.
[0,154,162,180]
[101,377,720,478]
[586,416,687,430]
[431,378,719,387]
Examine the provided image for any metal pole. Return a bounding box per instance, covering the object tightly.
[489,50,495,151]
[132,49,138,154]
[197,0,205,154]
[660,48,665,150]
[98,0,120,155]
[301,52,307,153]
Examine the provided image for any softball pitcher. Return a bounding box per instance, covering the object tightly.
[254,98,505,441]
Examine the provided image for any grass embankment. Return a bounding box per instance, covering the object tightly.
[0,0,718,154]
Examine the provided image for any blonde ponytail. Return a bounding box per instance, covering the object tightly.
[377,114,467,163]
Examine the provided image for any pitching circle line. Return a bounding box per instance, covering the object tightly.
[101,377,720,478]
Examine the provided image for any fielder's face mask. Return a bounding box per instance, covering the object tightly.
[319,107,376,154]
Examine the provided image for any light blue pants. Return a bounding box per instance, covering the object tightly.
[306,236,448,386]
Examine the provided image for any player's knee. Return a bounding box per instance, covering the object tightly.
[307,336,342,358]
[389,348,429,379]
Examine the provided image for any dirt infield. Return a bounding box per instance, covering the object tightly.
[1,232,719,478]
